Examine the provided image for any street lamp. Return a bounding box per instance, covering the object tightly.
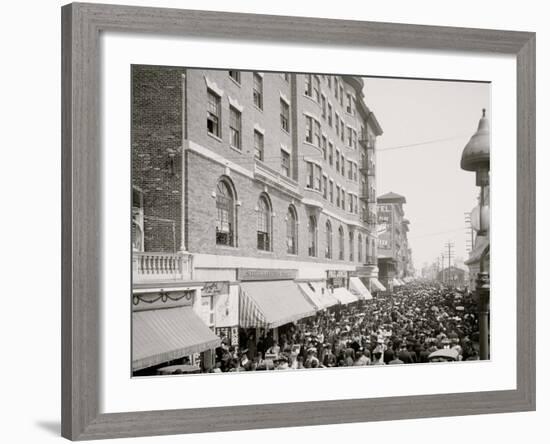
[460,108,490,360]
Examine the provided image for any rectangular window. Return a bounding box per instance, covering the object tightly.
[281,150,290,177]
[329,180,334,203]
[323,176,328,199]
[321,95,327,119]
[254,130,264,161]
[307,162,314,188]
[328,142,334,166]
[304,74,313,97]
[229,70,241,83]
[253,73,263,109]
[341,192,345,210]
[354,196,359,214]
[340,119,345,142]
[335,113,340,136]
[334,78,339,99]
[280,99,290,132]
[347,127,353,147]
[305,116,313,143]
[336,185,340,207]
[314,165,322,191]
[207,89,221,137]
[322,136,327,160]
[314,120,321,147]
[353,163,358,181]
[339,85,344,106]
[353,130,357,149]
[335,150,340,171]
[314,76,320,102]
[348,160,353,180]
[327,102,333,126]
[349,193,353,212]
[229,106,241,149]
[341,153,345,176]
[327,76,332,89]
[346,93,353,113]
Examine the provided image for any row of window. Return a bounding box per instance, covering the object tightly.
[304,75,359,148]
[215,176,374,261]
[207,84,292,178]
[304,115,360,180]
[305,161,361,214]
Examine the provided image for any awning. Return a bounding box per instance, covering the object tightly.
[349,277,373,300]
[370,278,386,292]
[298,281,339,310]
[331,286,359,305]
[133,306,221,371]
[239,280,317,329]
[398,279,406,286]
[392,278,402,287]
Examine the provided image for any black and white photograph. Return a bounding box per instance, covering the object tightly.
[131,67,491,376]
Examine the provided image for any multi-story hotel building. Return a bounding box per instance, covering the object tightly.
[376,192,413,291]
[131,66,384,374]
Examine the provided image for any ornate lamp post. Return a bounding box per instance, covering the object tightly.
[460,109,490,360]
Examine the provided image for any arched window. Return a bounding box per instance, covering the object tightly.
[358,233,362,263]
[308,216,317,257]
[325,220,332,259]
[349,231,354,261]
[257,194,272,251]
[338,226,344,260]
[216,178,236,246]
[286,205,298,254]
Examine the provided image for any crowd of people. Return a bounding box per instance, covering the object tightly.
[210,281,481,373]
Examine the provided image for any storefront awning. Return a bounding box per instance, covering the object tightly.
[132,306,221,371]
[349,277,373,300]
[331,286,359,305]
[370,278,386,292]
[239,280,317,329]
[392,278,402,287]
[298,281,339,310]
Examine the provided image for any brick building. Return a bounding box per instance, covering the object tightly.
[131,66,384,374]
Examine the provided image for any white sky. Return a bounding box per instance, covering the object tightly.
[363,77,490,271]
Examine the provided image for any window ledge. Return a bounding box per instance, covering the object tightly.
[207,132,223,143]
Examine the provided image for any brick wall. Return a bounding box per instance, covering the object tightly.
[132,65,184,252]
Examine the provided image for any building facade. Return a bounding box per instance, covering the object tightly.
[376,192,413,291]
[131,66,384,374]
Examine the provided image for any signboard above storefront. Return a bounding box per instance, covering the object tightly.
[202,281,229,297]
[326,270,348,279]
[237,268,297,282]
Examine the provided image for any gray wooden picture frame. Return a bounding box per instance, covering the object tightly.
[61,2,536,440]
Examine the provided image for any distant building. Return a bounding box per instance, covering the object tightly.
[376,192,412,291]
[437,266,467,288]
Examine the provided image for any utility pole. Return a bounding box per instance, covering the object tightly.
[443,241,455,285]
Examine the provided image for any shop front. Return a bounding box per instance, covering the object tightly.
[326,270,359,306]
[132,286,221,376]
[237,268,317,353]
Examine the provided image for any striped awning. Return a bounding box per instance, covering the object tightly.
[132,306,221,371]
[298,281,339,310]
[239,280,317,329]
[349,277,373,300]
[370,278,386,292]
[331,286,359,305]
